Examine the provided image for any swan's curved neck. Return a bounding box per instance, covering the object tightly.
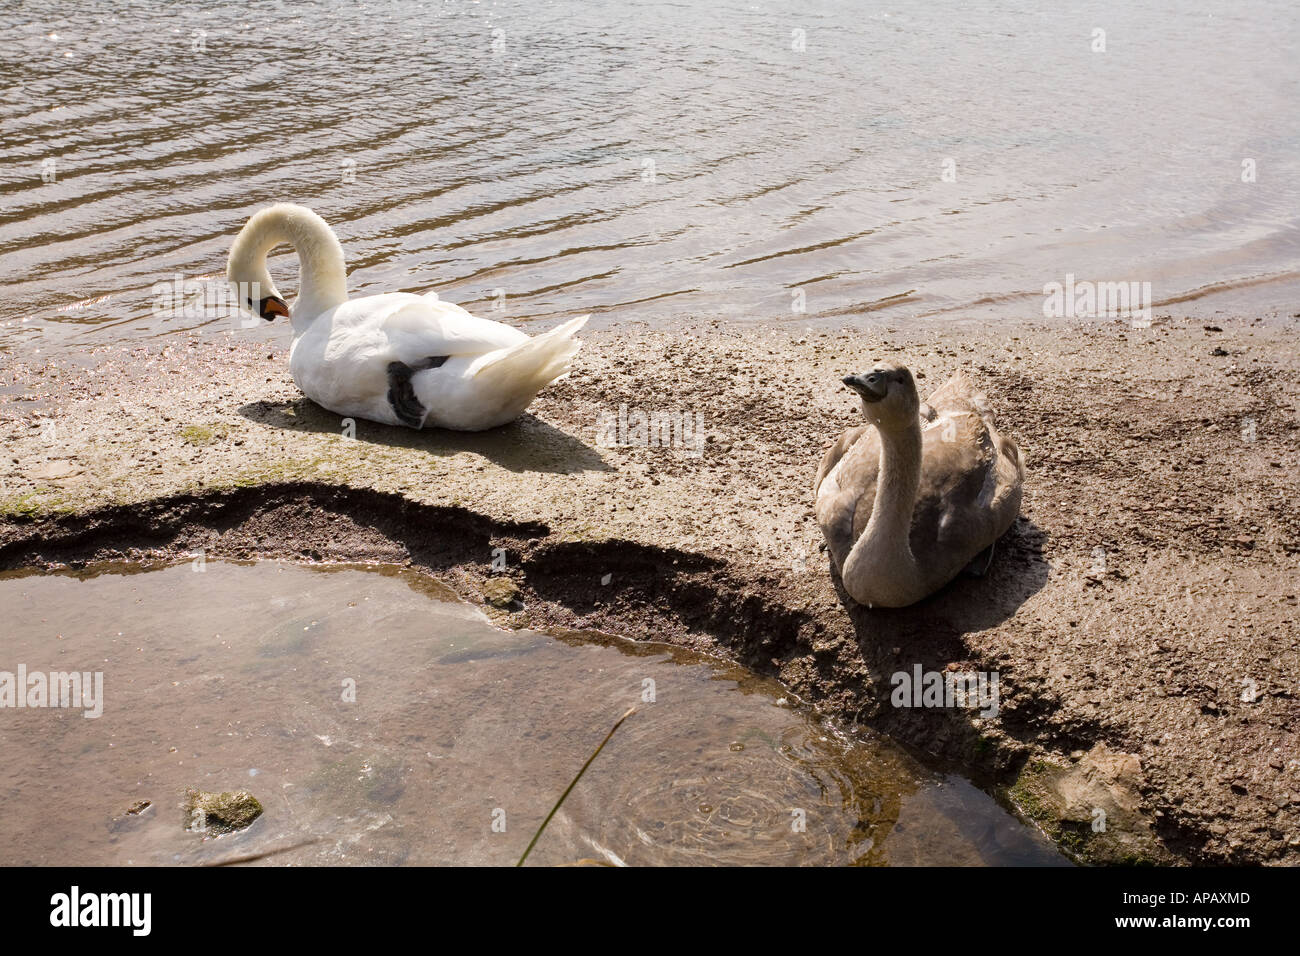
[841,417,925,607]
[227,204,348,327]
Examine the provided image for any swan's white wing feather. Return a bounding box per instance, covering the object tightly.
[325,293,527,363]
[234,203,581,431]
[289,293,529,418]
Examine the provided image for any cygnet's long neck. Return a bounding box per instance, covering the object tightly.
[227,204,349,328]
[841,416,925,608]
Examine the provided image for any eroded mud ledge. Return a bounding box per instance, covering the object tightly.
[0,482,1102,854]
[0,474,1266,867]
[3,316,1298,865]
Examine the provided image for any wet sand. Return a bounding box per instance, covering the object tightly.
[2,310,1298,864]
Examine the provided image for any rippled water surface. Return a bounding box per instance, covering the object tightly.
[0,561,1065,865]
[1,0,1297,352]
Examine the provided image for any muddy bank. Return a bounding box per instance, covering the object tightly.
[2,312,1298,865]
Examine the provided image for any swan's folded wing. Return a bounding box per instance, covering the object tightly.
[334,293,529,366]
[815,424,868,492]
[911,413,1005,556]
[923,371,990,422]
[815,426,878,570]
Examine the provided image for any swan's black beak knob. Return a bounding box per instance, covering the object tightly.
[258,295,290,321]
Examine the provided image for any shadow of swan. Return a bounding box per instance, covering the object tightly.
[238,398,612,475]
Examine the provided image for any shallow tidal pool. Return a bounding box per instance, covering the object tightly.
[0,561,1065,866]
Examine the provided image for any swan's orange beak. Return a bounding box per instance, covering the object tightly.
[258,295,289,321]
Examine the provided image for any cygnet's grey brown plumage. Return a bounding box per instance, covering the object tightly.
[814,362,1024,608]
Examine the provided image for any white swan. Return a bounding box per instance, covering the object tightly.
[814,363,1024,608]
[226,203,587,431]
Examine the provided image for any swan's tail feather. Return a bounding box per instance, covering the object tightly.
[470,315,588,405]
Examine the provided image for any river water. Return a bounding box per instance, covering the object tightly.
[0,561,1066,865]
[2,0,1297,354]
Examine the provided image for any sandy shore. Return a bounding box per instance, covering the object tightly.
[2,312,1298,864]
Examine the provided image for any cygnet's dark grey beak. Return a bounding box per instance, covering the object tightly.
[843,371,887,402]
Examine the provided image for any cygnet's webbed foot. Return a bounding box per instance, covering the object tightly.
[964,540,996,578]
